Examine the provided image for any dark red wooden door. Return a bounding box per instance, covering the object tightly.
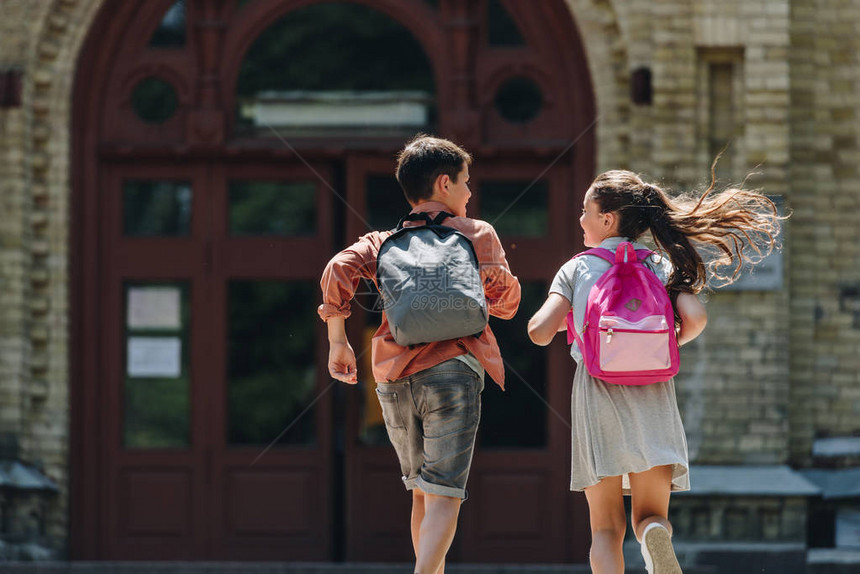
[206,162,334,559]
[100,161,334,559]
[343,155,415,561]
[73,0,595,562]
[102,163,210,559]
[458,158,589,563]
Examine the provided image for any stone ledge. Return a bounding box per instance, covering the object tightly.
[807,548,860,574]
[625,541,806,574]
[676,465,820,497]
[801,467,860,499]
[808,548,860,564]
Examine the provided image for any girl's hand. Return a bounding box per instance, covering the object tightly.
[328,341,358,384]
[528,293,572,346]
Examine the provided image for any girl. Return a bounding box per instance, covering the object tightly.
[527,170,782,574]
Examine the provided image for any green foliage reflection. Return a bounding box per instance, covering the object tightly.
[229,181,316,236]
[124,282,191,449]
[479,180,548,237]
[481,281,548,448]
[124,181,191,236]
[228,281,317,446]
[237,3,435,96]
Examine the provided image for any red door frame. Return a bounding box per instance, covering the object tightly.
[71,0,595,562]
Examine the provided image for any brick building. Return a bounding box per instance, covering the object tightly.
[0,0,858,571]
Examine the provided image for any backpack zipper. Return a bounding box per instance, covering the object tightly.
[600,326,671,345]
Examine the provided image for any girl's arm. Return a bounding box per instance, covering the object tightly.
[676,292,707,345]
[527,293,572,346]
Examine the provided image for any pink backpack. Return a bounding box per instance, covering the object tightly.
[565,242,680,385]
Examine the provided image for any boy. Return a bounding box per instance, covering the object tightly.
[318,135,520,574]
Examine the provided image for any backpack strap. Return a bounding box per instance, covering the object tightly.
[396,211,456,230]
[431,211,455,225]
[576,247,615,264]
[564,243,654,345]
[572,244,652,265]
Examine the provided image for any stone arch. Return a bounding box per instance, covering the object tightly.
[23,0,106,556]
[562,0,631,172]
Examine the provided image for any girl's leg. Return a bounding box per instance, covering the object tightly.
[628,464,672,540]
[629,465,681,574]
[583,475,627,574]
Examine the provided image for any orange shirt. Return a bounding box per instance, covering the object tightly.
[318,202,521,388]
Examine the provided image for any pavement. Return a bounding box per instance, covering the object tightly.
[0,562,720,574]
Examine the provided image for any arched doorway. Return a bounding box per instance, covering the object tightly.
[72,0,595,562]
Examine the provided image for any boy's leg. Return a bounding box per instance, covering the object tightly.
[583,475,626,574]
[411,489,425,558]
[375,380,427,567]
[414,493,460,574]
[411,359,483,574]
[411,490,448,574]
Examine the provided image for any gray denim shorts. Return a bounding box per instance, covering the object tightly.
[376,358,484,500]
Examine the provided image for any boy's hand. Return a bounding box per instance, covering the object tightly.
[328,341,358,384]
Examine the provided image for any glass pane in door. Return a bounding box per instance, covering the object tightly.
[479,180,548,237]
[123,180,192,236]
[228,281,317,446]
[123,282,191,448]
[228,180,316,236]
[480,281,548,448]
[366,174,410,231]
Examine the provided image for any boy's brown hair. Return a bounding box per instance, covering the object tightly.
[395,134,472,205]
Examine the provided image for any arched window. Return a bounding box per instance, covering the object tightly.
[149,0,186,47]
[235,2,436,137]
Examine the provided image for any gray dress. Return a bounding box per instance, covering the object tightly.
[550,237,690,494]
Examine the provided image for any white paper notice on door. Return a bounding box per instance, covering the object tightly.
[128,286,181,329]
[127,337,182,378]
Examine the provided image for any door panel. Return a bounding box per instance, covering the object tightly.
[102,162,333,559]
[459,160,581,562]
[208,164,334,560]
[103,165,209,559]
[343,156,415,561]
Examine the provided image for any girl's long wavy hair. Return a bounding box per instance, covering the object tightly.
[587,167,785,305]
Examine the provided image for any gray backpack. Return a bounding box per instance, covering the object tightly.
[377,212,488,346]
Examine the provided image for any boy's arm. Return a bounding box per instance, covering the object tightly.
[327,317,357,384]
[319,235,377,383]
[479,225,521,319]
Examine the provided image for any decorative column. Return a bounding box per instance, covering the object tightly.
[187,0,227,146]
[441,0,480,147]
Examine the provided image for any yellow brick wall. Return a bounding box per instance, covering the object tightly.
[1,0,859,554]
[567,0,795,465]
[1,0,104,555]
[789,0,860,465]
